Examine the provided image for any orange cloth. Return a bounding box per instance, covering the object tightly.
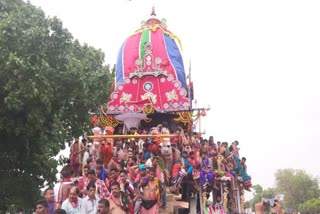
[171,162,181,177]
[148,143,159,151]
[101,142,113,166]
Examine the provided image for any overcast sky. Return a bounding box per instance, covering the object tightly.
[29,0,320,193]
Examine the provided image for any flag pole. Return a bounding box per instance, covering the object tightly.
[188,59,193,110]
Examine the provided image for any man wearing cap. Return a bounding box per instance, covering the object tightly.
[135,164,148,184]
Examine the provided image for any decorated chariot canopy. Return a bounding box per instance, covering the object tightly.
[107,7,190,114]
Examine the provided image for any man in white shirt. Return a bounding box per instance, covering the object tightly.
[80,181,100,214]
[61,186,81,214]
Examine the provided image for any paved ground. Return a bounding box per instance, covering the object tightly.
[159,189,189,214]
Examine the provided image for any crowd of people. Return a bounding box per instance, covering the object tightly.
[32,123,253,214]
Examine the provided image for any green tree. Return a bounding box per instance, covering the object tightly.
[299,198,320,213]
[0,0,113,211]
[249,184,276,211]
[274,169,320,211]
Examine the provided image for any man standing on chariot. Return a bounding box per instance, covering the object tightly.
[69,137,84,177]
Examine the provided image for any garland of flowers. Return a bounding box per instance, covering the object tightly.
[143,104,154,123]
[99,115,122,127]
[173,111,192,124]
[110,192,129,212]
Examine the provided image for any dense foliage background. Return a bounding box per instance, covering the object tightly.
[248,169,320,213]
[0,0,114,211]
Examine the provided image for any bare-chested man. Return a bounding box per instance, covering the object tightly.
[134,164,148,214]
[56,169,74,206]
[240,157,247,172]
[97,199,110,214]
[139,167,161,214]
[69,137,84,177]
[108,154,121,173]
[108,182,129,214]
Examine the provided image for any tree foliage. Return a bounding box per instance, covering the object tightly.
[274,169,320,211]
[299,198,320,213]
[249,184,276,211]
[0,0,114,211]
